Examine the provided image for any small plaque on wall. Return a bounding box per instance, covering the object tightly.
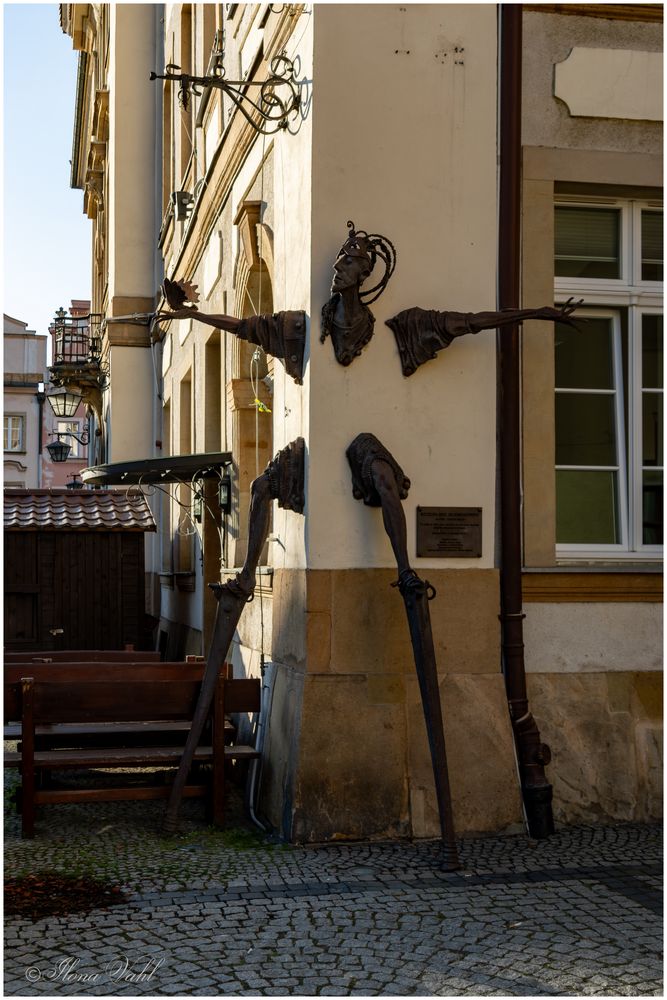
[416,507,482,558]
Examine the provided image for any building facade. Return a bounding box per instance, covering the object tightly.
[62,3,662,841]
[3,314,48,489]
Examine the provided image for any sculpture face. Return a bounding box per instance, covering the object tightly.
[321,221,396,367]
[331,253,371,294]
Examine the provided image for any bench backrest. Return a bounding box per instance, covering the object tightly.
[4,662,208,687]
[4,663,217,723]
[4,650,161,663]
[5,670,260,727]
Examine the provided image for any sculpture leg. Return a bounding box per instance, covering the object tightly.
[164,438,305,834]
[347,436,459,871]
[163,472,274,833]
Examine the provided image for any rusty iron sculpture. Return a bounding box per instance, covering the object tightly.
[150,54,301,135]
[164,438,305,833]
[346,432,459,871]
[158,279,306,384]
[321,221,396,366]
[386,297,583,377]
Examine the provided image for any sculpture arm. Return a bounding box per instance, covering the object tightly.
[465,297,583,334]
[156,307,243,333]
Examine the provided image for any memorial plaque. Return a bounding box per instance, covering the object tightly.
[416,506,482,558]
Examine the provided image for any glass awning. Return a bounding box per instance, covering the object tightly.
[81,452,233,486]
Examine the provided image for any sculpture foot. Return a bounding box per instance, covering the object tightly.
[209,576,255,604]
[391,569,437,601]
[439,844,461,872]
[162,815,180,836]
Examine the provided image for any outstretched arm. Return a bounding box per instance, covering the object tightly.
[156,306,243,334]
[467,297,583,335]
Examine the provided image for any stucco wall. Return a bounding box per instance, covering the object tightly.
[522,10,662,152]
[307,3,498,572]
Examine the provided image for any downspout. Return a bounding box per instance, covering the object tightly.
[498,4,554,839]
[36,388,45,488]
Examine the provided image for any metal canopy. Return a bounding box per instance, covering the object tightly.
[81,452,233,486]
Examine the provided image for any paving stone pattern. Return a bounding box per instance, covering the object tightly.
[3,777,663,997]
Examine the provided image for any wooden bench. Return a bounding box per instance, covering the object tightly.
[4,666,261,838]
[4,650,162,663]
[3,663,220,749]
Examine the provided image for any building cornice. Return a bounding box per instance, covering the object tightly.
[524,4,663,22]
[165,8,301,289]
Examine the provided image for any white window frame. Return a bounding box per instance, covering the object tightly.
[555,309,629,555]
[56,419,83,459]
[555,197,663,561]
[4,414,26,453]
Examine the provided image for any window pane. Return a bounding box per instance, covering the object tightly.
[642,314,663,389]
[555,318,614,390]
[556,470,620,544]
[555,393,617,466]
[555,206,621,279]
[4,416,23,452]
[643,470,663,544]
[641,211,663,281]
[642,392,663,467]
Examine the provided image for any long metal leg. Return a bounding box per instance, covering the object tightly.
[163,438,305,834]
[347,433,459,870]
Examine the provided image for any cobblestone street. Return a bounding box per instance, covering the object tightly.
[3,786,662,997]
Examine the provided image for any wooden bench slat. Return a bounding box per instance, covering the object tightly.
[34,785,207,804]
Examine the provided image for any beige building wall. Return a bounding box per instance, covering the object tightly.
[520,7,663,825]
[260,4,522,842]
[155,4,661,841]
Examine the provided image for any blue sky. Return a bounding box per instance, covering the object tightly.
[3,3,91,346]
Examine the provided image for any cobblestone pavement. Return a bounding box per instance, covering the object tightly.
[3,778,662,997]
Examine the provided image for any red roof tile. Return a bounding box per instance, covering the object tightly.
[4,490,157,532]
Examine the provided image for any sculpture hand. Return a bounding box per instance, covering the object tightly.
[155,306,200,321]
[537,297,585,328]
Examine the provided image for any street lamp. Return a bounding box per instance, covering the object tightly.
[46,427,90,463]
[46,387,83,418]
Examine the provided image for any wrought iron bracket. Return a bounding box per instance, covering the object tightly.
[150,54,301,135]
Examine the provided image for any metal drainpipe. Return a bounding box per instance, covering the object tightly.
[498,3,554,839]
[36,388,45,488]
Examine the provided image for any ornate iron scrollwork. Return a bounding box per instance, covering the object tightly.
[150,54,301,135]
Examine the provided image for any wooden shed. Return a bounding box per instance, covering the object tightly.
[4,489,156,652]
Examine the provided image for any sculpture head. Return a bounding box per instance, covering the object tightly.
[329,221,395,302]
[321,221,397,366]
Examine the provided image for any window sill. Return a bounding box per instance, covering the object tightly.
[523,569,662,603]
[159,572,174,590]
[174,571,196,593]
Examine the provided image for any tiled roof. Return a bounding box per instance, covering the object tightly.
[4,490,156,532]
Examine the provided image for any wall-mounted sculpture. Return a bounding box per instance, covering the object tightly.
[158,278,306,384]
[386,297,583,376]
[164,437,305,833]
[321,221,396,366]
[346,432,459,871]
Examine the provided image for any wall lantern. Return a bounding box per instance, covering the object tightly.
[150,54,300,136]
[46,427,90,463]
[46,387,84,418]
[218,474,232,514]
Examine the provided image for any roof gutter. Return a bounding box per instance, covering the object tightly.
[498,3,554,839]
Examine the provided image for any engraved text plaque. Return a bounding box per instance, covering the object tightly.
[416,506,482,558]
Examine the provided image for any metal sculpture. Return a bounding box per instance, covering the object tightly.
[158,279,306,384]
[346,432,459,871]
[321,221,396,366]
[150,54,300,135]
[164,438,305,833]
[386,298,583,376]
